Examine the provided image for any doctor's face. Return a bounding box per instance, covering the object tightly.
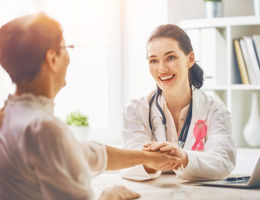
[147,37,193,93]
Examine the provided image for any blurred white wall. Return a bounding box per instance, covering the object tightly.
[0,0,122,131]
[122,0,168,104]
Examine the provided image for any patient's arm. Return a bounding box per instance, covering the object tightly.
[105,145,181,171]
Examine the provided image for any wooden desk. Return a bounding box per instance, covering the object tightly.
[92,172,260,200]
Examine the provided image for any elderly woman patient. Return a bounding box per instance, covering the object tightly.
[0,13,182,200]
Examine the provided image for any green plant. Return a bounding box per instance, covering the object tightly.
[66,112,89,126]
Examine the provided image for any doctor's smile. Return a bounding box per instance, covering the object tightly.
[159,74,176,85]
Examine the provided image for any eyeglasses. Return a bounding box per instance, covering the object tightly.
[60,44,74,49]
[60,44,91,49]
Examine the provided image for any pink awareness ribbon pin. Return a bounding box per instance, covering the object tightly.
[192,120,207,151]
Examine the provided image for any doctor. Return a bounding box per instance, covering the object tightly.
[121,24,236,181]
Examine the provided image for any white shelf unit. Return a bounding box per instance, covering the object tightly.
[179,16,260,148]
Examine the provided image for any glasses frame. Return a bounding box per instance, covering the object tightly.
[60,44,75,49]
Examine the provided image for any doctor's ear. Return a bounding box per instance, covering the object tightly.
[187,51,195,69]
[45,49,58,72]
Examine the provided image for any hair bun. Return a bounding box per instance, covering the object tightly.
[189,63,204,89]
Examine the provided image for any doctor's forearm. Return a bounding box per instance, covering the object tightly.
[182,150,235,180]
[105,146,149,170]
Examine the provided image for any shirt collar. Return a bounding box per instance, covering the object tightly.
[6,93,54,114]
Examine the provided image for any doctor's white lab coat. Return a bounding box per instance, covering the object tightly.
[121,88,236,181]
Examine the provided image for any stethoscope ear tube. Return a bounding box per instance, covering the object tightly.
[148,92,157,132]
[178,98,193,148]
[155,92,167,126]
[182,99,192,143]
[148,89,168,141]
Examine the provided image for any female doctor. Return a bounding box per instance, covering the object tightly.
[121,24,236,181]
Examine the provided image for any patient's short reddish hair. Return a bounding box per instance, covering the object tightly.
[0,13,63,84]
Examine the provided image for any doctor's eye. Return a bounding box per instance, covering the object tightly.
[167,55,176,61]
[149,59,158,64]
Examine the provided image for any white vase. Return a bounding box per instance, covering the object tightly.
[254,0,260,16]
[69,126,90,142]
[205,1,223,18]
[243,92,260,147]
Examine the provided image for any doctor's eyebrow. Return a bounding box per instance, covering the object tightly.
[164,51,176,56]
[148,50,177,58]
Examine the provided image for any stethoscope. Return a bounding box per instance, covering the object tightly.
[148,87,193,149]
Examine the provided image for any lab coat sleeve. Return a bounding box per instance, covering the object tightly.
[22,116,106,200]
[120,100,161,180]
[177,102,236,180]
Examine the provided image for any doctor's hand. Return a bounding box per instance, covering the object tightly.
[143,142,188,168]
[99,185,140,200]
[143,150,182,173]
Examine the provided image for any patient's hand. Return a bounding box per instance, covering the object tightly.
[100,185,140,200]
[143,150,182,172]
[143,142,188,168]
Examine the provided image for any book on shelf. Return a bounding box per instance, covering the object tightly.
[252,35,260,70]
[233,39,250,84]
[239,37,260,84]
[243,36,260,84]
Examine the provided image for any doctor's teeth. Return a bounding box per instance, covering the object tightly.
[161,75,173,80]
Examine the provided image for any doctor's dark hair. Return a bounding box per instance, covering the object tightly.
[0,13,63,84]
[147,24,204,89]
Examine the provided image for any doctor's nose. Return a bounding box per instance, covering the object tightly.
[158,63,169,73]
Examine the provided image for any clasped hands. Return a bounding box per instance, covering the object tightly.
[142,142,188,173]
